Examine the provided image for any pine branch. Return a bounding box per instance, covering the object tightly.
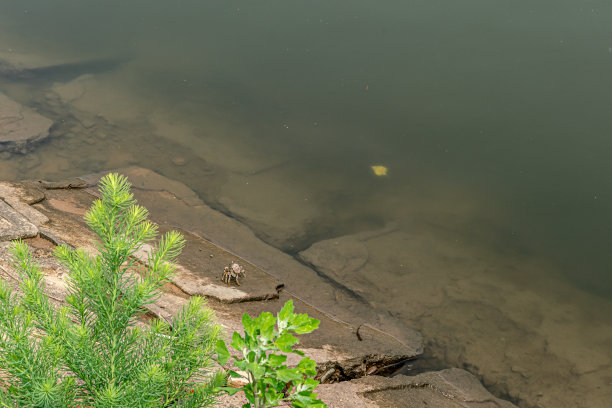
[0,173,224,407]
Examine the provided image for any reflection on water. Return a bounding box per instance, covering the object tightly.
[1,1,612,406]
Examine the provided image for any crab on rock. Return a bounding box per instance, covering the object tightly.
[222,261,246,286]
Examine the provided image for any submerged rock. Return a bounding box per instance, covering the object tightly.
[217,171,320,252]
[0,51,125,83]
[297,224,399,296]
[298,235,369,284]
[0,92,53,153]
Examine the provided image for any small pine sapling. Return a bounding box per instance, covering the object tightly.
[216,300,327,408]
[0,173,224,407]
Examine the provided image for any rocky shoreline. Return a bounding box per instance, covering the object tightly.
[0,170,517,407]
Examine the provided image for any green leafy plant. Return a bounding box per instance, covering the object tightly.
[216,300,327,408]
[0,173,223,407]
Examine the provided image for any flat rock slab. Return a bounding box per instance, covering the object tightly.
[317,368,518,408]
[298,224,399,293]
[0,199,38,241]
[216,170,320,252]
[0,181,46,204]
[134,227,283,303]
[33,177,284,305]
[0,181,48,228]
[0,92,53,153]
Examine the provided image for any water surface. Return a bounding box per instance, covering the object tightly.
[1,1,611,406]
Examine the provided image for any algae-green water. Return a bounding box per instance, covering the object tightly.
[1,1,611,406]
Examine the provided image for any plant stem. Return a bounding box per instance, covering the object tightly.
[250,370,260,408]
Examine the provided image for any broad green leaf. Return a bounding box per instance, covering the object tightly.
[215,340,231,366]
[262,376,283,391]
[301,378,320,390]
[231,331,246,350]
[267,353,287,367]
[234,359,248,371]
[290,314,320,334]
[246,350,257,363]
[279,299,294,318]
[247,361,266,379]
[292,397,327,408]
[277,300,294,331]
[242,313,256,337]
[275,332,299,352]
[258,312,276,341]
[297,357,317,376]
[275,367,302,383]
[244,331,258,350]
[292,390,319,405]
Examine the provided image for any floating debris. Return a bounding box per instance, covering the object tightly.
[370,165,388,176]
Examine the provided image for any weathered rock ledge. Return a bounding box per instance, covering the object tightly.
[0,168,517,408]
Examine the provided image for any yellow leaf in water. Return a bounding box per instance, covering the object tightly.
[370,165,388,176]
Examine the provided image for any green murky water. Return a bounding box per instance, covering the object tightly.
[1,1,611,406]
